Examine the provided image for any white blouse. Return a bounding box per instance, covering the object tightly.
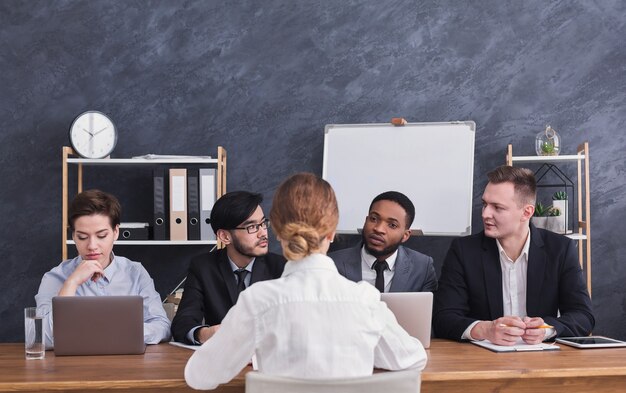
[185,253,427,390]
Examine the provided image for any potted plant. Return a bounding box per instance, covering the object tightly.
[532,202,549,229]
[532,202,565,233]
[546,206,565,233]
[552,191,568,233]
[535,125,561,156]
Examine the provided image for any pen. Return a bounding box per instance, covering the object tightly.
[498,324,554,329]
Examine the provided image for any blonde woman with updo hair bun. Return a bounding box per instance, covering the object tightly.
[185,173,427,390]
[270,172,339,260]
[278,222,321,260]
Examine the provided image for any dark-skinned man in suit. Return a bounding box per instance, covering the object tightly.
[330,191,437,293]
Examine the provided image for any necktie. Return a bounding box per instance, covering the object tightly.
[235,269,249,294]
[373,260,389,293]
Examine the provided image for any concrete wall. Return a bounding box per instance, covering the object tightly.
[1,0,624,341]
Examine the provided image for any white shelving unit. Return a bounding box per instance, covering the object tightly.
[61,146,227,259]
[506,142,591,295]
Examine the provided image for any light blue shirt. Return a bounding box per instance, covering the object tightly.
[35,253,171,349]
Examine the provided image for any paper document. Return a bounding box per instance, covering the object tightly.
[132,154,212,160]
[168,342,259,370]
[472,340,560,352]
[119,222,149,228]
[169,341,198,350]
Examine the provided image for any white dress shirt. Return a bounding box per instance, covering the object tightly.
[462,231,555,341]
[229,257,255,288]
[185,253,427,390]
[360,247,399,292]
[497,235,530,318]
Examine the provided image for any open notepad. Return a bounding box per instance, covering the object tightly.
[472,340,560,352]
[169,341,199,350]
[169,341,259,369]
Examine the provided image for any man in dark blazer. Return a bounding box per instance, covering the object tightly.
[329,191,437,293]
[433,166,594,345]
[171,191,285,345]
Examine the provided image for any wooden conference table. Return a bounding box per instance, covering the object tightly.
[1,339,626,392]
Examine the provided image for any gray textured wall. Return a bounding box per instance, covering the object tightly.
[1,0,624,342]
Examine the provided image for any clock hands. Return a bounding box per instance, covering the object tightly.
[86,127,108,156]
[92,126,109,136]
[71,111,116,158]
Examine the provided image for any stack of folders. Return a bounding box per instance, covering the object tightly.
[152,167,217,241]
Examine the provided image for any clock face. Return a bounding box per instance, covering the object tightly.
[69,111,117,158]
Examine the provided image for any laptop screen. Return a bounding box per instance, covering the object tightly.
[52,295,146,356]
[380,292,433,348]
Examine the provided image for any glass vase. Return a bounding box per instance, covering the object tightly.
[535,125,561,156]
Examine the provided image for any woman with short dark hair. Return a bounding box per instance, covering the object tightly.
[35,189,170,349]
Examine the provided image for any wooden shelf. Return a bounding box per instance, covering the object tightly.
[565,233,587,240]
[67,157,219,165]
[506,142,591,296]
[510,154,585,163]
[67,240,218,246]
[61,146,227,259]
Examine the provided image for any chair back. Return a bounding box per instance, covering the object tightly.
[162,302,176,322]
[245,369,421,393]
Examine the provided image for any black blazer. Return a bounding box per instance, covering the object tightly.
[433,225,594,341]
[171,249,286,343]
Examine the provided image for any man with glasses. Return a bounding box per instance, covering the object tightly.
[172,191,286,345]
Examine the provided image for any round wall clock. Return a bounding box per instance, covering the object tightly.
[69,111,117,158]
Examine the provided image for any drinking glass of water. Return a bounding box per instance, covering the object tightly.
[24,307,45,360]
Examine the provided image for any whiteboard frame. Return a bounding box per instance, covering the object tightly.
[322,121,475,237]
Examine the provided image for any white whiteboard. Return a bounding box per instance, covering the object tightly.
[322,121,475,236]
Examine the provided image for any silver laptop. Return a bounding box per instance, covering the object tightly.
[381,292,433,348]
[52,296,146,356]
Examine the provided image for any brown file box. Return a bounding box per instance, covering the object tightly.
[169,168,188,241]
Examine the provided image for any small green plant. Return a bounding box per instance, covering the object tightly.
[534,202,547,217]
[541,141,556,154]
[553,191,568,200]
[548,206,561,216]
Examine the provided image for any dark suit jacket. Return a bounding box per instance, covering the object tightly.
[171,249,286,344]
[329,244,438,292]
[433,225,594,341]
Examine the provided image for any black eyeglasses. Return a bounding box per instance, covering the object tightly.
[233,219,270,234]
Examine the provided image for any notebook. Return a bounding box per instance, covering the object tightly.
[52,296,146,356]
[380,292,433,348]
[472,340,559,352]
